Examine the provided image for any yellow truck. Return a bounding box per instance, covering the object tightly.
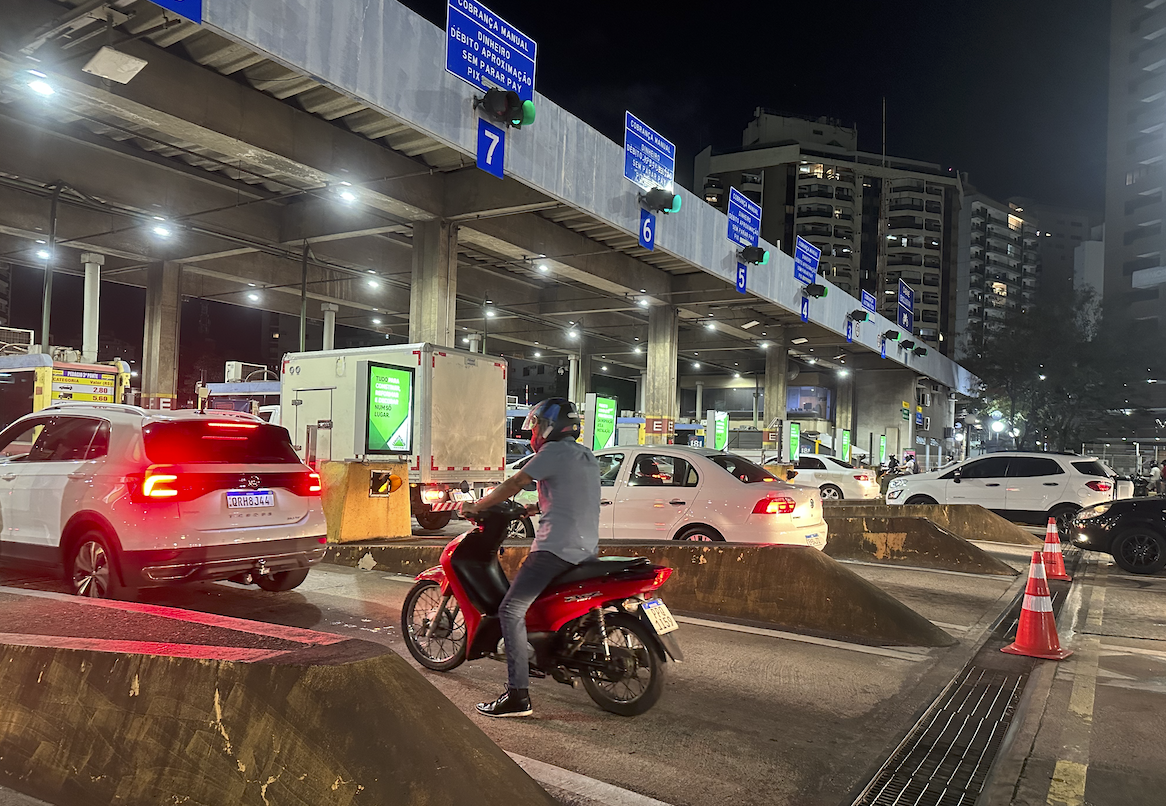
[0,355,132,429]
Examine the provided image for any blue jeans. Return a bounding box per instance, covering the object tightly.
[499,551,573,690]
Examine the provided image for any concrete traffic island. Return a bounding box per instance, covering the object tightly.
[824,502,1043,546]
[823,515,1020,576]
[0,588,555,806]
[329,542,957,648]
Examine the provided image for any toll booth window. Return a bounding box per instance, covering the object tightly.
[0,418,50,461]
[143,422,300,463]
[597,453,624,486]
[786,386,833,418]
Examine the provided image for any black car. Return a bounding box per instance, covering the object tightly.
[1071,498,1166,574]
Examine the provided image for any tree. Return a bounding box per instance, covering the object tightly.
[962,290,1150,452]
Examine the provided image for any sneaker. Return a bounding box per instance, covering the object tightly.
[476,688,532,718]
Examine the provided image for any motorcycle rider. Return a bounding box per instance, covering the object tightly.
[460,397,600,718]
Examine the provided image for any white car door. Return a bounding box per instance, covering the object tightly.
[612,452,701,540]
[948,455,1011,509]
[0,416,57,553]
[1003,456,1067,515]
[25,417,110,548]
[795,456,826,490]
[595,452,627,539]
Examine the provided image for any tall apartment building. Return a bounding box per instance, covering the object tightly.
[955,193,1041,356]
[695,110,963,353]
[1007,199,1096,302]
[1105,0,1166,335]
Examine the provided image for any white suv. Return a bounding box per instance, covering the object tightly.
[0,404,327,598]
[885,452,1116,525]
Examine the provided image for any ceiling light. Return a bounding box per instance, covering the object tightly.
[152,215,166,221]
[742,320,759,329]
[734,372,741,378]
[152,225,172,237]
[693,352,698,356]
[462,337,469,343]
[372,318,382,325]
[761,331,767,336]
[791,337,809,345]
[130,371,139,378]
[838,369,850,377]
[35,239,46,244]
[759,341,769,349]
[706,321,716,330]
[27,79,54,96]
[533,351,541,357]
[538,263,549,273]
[693,362,701,369]
[806,358,816,364]
[634,346,642,354]
[27,70,47,78]
[634,337,640,341]
[247,282,256,287]
[486,310,496,317]
[367,279,380,288]
[601,365,608,371]
[638,298,649,307]
[247,293,260,302]
[36,249,51,260]
[337,189,357,203]
[568,329,579,339]
[639,288,647,293]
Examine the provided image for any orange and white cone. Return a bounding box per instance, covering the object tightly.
[1042,517,1072,581]
[1002,551,1072,660]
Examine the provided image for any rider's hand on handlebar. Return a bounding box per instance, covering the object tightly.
[459,501,481,518]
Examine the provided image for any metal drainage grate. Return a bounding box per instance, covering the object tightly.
[852,666,1028,806]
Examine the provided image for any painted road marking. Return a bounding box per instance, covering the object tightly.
[675,615,932,662]
[507,752,672,806]
[0,585,345,646]
[1045,563,1107,806]
[0,632,286,662]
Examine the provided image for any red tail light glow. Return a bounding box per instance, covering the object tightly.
[854,474,872,483]
[142,472,179,498]
[128,466,187,502]
[651,567,673,588]
[421,487,446,504]
[753,496,796,515]
[1086,480,1113,493]
[206,421,260,430]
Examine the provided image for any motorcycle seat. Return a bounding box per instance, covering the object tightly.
[552,556,653,585]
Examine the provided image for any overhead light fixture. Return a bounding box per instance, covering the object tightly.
[568,329,579,339]
[152,225,172,237]
[367,279,380,288]
[791,337,809,345]
[638,298,649,307]
[533,351,541,357]
[734,372,741,379]
[705,321,716,330]
[462,337,469,344]
[633,346,642,354]
[806,358,816,365]
[838,369,850,376]
[486,310,496,317]
[741,320,759,330]
[759,341,769,349]
[372,318,382,325]
[247,293,260,302]
[82,46,149,85]
[36,249,51,260]
[538,263,549,273]
[27,78,54,96]
[692,362,701,369]
[601,365,609,371]
[35,239,46,244]
[130,371,139,378]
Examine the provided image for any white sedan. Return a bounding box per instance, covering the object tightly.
[594,447,826,547]
[762,454,881,500]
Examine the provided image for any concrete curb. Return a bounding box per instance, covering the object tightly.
[327,543,957,648]
[824,503,1043,547]
[823,516,1020,576]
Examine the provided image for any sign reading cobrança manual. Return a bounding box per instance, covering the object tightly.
[366,363,415,455]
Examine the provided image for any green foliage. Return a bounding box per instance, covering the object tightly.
[962,290,1151,451]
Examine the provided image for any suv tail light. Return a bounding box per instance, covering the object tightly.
[127,466,196,503]
[753,496,796,515]
[1085,480,1113,493]
[292,471,322,496]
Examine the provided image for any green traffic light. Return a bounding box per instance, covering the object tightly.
[519,100,536,127]
[759,250,769,266]
[667,194,682,214]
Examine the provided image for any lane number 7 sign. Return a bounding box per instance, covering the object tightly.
[477,119,505,179]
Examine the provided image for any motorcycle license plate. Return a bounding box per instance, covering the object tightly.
[451,491,473,502]
[641,599,678,635]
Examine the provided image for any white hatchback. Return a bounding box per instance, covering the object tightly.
[0,404,328,598]
[885,452,1115,525]
[593,447,827,547]
[763,454,881,500]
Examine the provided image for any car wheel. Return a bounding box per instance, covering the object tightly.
[69,530,123,599]
[507,515,534,541]
[255,569,310,592]
[820,484,843,500]
[415,510,453,531]
[1112,528,1166,575]
[1049,504,1080,538]
[674,525,725,542]
[905,495,938,505]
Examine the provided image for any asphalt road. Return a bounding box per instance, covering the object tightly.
[0,557,1016,806]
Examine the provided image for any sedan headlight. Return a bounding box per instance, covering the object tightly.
[1075,503,1112,520]
[888,477,908,489]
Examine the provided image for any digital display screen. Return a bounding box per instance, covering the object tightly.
[365,362,415,455]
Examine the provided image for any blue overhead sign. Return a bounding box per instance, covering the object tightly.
[446,0,537,102]
[639,209,656,251]
[735,262,748,294]
[726,187,762,248]
[476,118,506,178]
[897,279,915,333]
[624,112,675,191]
[862,289,877,313]
[845,319,853,344]
[151,0,201,23]
[800,295,810,322]
[793,236,821,285]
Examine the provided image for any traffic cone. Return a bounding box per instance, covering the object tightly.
[1002,551,1072,660]
[1042,517,1071,581]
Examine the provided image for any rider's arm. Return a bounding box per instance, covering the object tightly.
[463,470,534,514]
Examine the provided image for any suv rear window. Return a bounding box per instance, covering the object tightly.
[709,454,776,483]
[1071,460,1109,478]
[143,421,300,464]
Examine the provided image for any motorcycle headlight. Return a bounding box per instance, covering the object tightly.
[1076,503,1112,520]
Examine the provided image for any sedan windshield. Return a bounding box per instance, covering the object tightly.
[709,454,777,483]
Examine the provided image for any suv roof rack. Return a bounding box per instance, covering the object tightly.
[42,402,150,416]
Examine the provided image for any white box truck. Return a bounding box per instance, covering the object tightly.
[280,344,508,530]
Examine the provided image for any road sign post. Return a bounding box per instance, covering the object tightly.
[476,119,505,178]
[624,112,676,191]
[446,0,537,101]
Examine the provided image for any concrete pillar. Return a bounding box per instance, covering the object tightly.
[467,332,482,353]
[762,327,788,428]
[568,354,580,405]
[695,381,704,421]
[142,262,182,410]
[409,219,458,346]
[80,252,104,364]
[835,372,855,450]
[637,372,646,415]
[321,302,338,350]
[644,305,679,445]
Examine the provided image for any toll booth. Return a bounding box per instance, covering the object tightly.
[0,354,131,430]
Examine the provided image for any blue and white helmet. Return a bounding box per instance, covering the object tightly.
[523,397,581,452]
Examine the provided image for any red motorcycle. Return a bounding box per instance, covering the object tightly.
[400,500,682,715]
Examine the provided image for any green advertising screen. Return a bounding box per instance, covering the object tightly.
[714,411,729,451]
[789,422,801,462]
[592,395,617,451]
[840,429,851,463]
[365,362,415,455]
[879,435,887,464]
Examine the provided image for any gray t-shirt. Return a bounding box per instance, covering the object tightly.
[522,438,600,563]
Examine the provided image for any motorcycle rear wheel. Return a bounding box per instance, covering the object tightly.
[580,612,667,716]
[401,580,467,671]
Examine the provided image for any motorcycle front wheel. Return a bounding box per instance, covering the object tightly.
[401,580,467,671]
[580,612,667,716]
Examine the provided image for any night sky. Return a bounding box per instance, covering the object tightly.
[407,0,1111,211]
